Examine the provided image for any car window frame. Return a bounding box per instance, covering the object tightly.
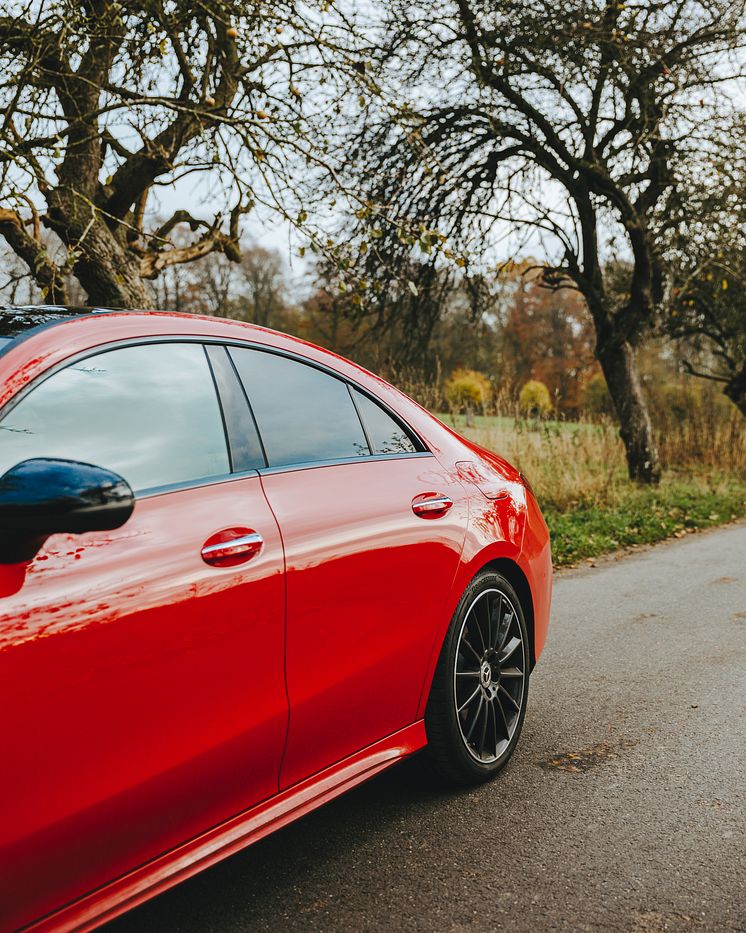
[0,334,433,497]
[347,383,422,458]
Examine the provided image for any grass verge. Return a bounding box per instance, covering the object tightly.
[434,412,746,567]
[544,478,746,567]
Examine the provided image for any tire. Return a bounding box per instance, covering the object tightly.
[425,569,530,786]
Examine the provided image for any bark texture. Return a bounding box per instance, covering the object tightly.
[598,340,661,483]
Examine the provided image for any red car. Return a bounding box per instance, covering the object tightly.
[0,307,551,932]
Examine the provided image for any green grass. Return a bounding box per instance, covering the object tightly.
[437,412,589,435]
[545,479,746,567]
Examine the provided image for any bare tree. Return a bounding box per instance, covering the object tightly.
[346,0,746,481]
[672,258,746,418]
[665,128,746,416]
[229,245,288,326]
[0,0,364,307]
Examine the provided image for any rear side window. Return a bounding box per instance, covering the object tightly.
[0,342,230,492]
[228,348,370,467]
[351,388,418,454]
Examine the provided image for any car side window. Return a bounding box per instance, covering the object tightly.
[228,347,370,467]
[0,342,230,492]
[350,388,418,454]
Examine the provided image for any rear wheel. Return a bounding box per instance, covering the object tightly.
[425,570,530,785]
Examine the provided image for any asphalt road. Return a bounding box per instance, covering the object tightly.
[110,522,746,933]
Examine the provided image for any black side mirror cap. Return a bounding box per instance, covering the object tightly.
[0,458,135,563]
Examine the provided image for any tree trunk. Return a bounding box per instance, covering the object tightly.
[68,219,154,308]
[598,340,661,484]
[73,241,154,309]
[46,195,155,310]
[724,361,746,419]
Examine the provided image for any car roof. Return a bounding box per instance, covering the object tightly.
[0,305,105,356]
[0,306,385,405]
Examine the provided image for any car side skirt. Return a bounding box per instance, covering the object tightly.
[26,721,428,933]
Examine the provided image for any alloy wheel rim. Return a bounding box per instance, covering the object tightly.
[453,587,527,763]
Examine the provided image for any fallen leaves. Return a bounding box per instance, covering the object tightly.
[539,738,639,773]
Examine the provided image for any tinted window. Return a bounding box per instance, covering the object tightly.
[351,388,418,454]
[0,343,230,491]
[229,348,369,467]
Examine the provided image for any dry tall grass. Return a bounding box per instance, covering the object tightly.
[656,405,746,478]
[394,372,746,512]
[437,411,746,513]
[385,370,745,562]
[442,416,627,511]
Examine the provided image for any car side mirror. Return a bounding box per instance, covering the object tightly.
[0,458,135,564]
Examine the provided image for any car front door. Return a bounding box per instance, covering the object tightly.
[0,341,286,930]
[228,346,467,788]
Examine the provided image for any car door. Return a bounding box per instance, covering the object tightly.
[228,346,467,788]
[0,340,286,931]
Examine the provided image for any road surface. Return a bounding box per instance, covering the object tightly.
[110,522,746,932]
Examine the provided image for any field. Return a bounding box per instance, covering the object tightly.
[438,413,746,566]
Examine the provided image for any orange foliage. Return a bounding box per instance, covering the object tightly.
[500,266,596,415]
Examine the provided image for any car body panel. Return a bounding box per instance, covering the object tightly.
[24,722,428,933]
[259,456,467,788]
[0,310,552,932]
[0,478,287,931]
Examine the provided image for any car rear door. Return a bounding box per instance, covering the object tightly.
[0,340,287,930]
[228,346,467,788]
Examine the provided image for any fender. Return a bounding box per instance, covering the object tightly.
[414,452,551,720]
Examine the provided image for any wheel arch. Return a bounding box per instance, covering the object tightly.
[481,557,536,670]
[417,552,538,720]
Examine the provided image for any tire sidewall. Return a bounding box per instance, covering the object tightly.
[427,569,530,783]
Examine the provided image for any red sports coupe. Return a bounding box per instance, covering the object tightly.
[0,307,551,932]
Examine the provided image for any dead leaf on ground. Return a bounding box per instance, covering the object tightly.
[633,909,694,933]
[538,738,638,773]
[631,611,660,624]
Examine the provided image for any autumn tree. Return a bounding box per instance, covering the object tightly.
[345,0,746,482]
[0,0,363,307]
[304,255,507,377]
[229,246,289,326]
[500,265,596,413]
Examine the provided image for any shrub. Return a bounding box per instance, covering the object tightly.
[445,368,492,413]
[519,379,552,418]
[582,371,613,416]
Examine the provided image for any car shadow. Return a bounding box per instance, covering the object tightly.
[106,751,456,931]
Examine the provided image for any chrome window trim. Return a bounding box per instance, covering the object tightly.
[256,450,434,478]
[135,451,435,499]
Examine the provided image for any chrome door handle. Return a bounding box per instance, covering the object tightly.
[201,530,263,567]
[412,493,454,518]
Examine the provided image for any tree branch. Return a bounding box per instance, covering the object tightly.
[680,359,730,383]
[0,207,68,302]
